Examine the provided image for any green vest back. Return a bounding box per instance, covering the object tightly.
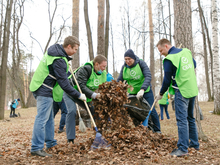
[29,52,69,102]
[123,63,150,94]
[158,91,169,105]
[73,61,107,102]
[164,48,198,98]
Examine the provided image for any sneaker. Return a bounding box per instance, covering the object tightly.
[170,149,188,157]
[189,145,200,151]
[170,148,178,155]
[155,131,162,134]
[58,129,65,133]
[31,150,52,157]
[67,139,74,144]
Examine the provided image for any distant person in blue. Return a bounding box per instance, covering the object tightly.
[10,98,20,118]
[53,98,67,133]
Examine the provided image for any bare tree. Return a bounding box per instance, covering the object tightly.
[148,0,155,94]
[97,0,105,55]
[0,0,14,119]
[197,0,212,101]
[211,0,220,114]
[72,0,80,69]
[84,0,94,60]
[105,0,110,72]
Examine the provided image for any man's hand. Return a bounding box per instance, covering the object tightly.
[79,93,86,101]
[136,89,145,100]
[155,93,163,102]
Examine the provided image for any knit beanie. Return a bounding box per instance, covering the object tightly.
[124,49,136,60]
[17,98,20,101]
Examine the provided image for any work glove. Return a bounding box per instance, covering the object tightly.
[78,93,86,101]
[155,93,163,102]
[136,89,145,100]
[96,93,101,99]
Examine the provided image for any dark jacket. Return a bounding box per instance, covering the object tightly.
[117,55,152,91]
[70,64,96,99]
[33,44,80,99]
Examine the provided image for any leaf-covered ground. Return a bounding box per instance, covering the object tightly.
[0,101,220,165]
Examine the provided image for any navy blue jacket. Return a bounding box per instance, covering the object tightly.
[117,55,152,91]
[160,46,196,95]
[33,44,80,99]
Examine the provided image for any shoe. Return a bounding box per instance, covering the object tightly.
[155,131,162,134]
[170,149,188,157]
[67,139,74,144]
[170,148,178,155]
[189,145,200,151]
[31,150,52,157]
[58,129,65,133]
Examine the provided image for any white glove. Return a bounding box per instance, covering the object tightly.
[78,93,86,101]
[96,93,101,99]
[136,90,145,100]
[155,93,163,102]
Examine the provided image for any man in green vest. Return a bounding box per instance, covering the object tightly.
[29,36,86,157]
[117,49,161,133]
[158,91,170,120]
[156,38,199,157]
[65,54,107,144]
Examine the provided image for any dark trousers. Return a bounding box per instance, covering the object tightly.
[10,106,15,115]
[53,100,67,131]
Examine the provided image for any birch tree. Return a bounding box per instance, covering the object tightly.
[211,0,220,114]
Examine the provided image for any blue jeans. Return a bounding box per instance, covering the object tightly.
[143,89,161,132]
[31,96,57,152]
[53,99,67,131]
[159,104,170,120]
[63,92,77,140]
[175,90,199,152]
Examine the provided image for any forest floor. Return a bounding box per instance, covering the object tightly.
[0,101,220,165]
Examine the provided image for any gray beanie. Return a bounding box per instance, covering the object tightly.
[124,49,135,60]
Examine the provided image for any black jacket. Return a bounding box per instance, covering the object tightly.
[33,44,80,99]
[117,55,152,91]
[70,64,97,99]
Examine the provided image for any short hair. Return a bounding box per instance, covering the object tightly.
[93,54,107,64]
[63,36,80,48]
[156,38,171,47]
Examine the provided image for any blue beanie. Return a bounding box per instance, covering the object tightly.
[17,98,20,101]
[124,49,136,60]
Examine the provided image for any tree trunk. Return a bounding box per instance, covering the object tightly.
[72,0,80,69]
[211,0,220,114]
[197,0,212,101]
[0,0,14,120]
[148,0,155,95]
[97,0,105,55]
[84,0,94,60]
[173,0,207,141]
[105,0,110,72]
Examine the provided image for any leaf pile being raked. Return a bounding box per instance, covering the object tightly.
[84,80,178,158]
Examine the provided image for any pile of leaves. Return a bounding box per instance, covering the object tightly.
[93,80,133,134]
[90,80,177,158]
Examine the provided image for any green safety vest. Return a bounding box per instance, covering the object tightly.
[123,63,150,94]
[73,61,107,102]
[29,52,69,102]
[158,91,169,105]
[164,48,198,98]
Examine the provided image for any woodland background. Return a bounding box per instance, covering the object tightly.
[0,0,220,125]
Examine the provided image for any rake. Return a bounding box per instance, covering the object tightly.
[76,103,87,133]
[69,64,111,150]
[142,99,156,127]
